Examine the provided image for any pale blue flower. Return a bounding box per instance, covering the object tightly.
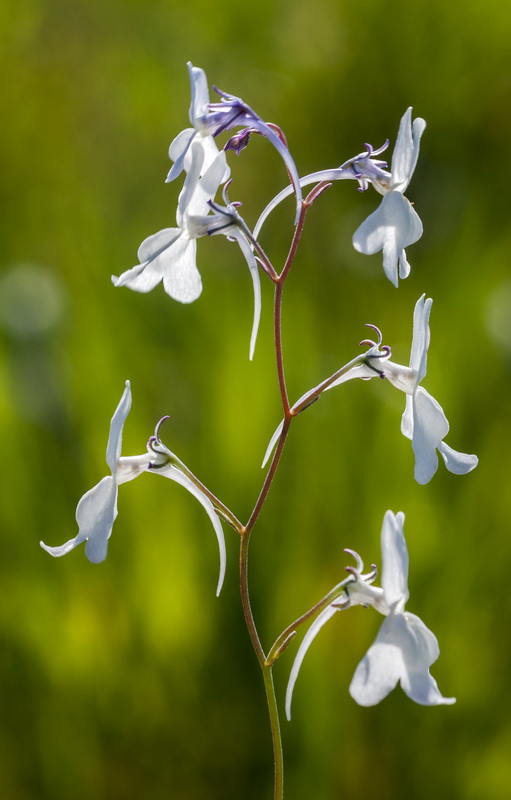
[285,511,455,717]
[382,295,478,484]
[40,383,227,594]
[352,108,426,286]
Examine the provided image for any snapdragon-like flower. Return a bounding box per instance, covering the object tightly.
[113,143,229,303]
[166,62,229,184]
[381,295,478,484]
[323,296,478,484]
[40,382,226,594]
[352,108,426,286]
[167,62,302,223]
[285,511,455,717]
[253,109,424,284]
[40,381,146,564]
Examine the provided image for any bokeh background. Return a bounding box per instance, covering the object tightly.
[1,0,511,798]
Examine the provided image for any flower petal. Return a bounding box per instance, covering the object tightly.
[438,441,478,475]
[248,118,303,225]
[399,613,455,705]
[349,615,404,706]
[166,128,197,183]
[262,419,284,468]
[161,236,202,303]
[106,380,132,475]
[150,463,226,596]
[391,108,426,192]
[409,294,432,381]
[381,510,409,611]
[285,604,338,720]
[410,387,449,484]
[41,475,118,563]
[112,229,182,294]
[187,62,210,129]
[352,192,423,287]
[116,453,153,484]
[227,229,261,361]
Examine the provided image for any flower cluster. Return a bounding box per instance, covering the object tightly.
[41,63,479,772]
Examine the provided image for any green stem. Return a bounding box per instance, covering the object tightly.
[262,665,285,800]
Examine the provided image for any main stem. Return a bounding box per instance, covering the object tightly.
[239,201,309,800]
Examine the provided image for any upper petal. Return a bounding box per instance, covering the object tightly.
[409,294,432,381]
[391,108,426,192]
[381,510,409,611]
[187,62,210,127]
[106,381,132,476]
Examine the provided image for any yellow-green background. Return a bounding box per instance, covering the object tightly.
[1,1,510,798]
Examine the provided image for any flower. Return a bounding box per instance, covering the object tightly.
[352,108,426,286]
[40,383,227,594]
[285,511,455,718]
[382,295,478,484]
[40,381,148,564]
[113,143,229,303]
[166,62,229,184]
[167,62,302,223]
[319,296,477,484]
[349,511,455,706]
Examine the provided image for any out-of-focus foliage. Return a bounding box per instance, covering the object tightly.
[1,1,510,798]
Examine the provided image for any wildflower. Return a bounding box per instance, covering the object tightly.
[285,511,455,718]
[382,295,478,484]
[168,62,302,222]
[321,296,477,484]
[349,511,455,706]
[351,108,426,286]
[40,381,147,564]
[40,383,227,594]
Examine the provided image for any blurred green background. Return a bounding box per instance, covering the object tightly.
[1,0,511,798]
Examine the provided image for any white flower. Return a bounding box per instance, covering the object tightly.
[285,511,455,718]
[166,62,228,184]
[352,108,426,286]
[383,295,478,484]
[113,143,229,303]
[349,511,455,706]
[40,383,227,594]
[40,381,148,564]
